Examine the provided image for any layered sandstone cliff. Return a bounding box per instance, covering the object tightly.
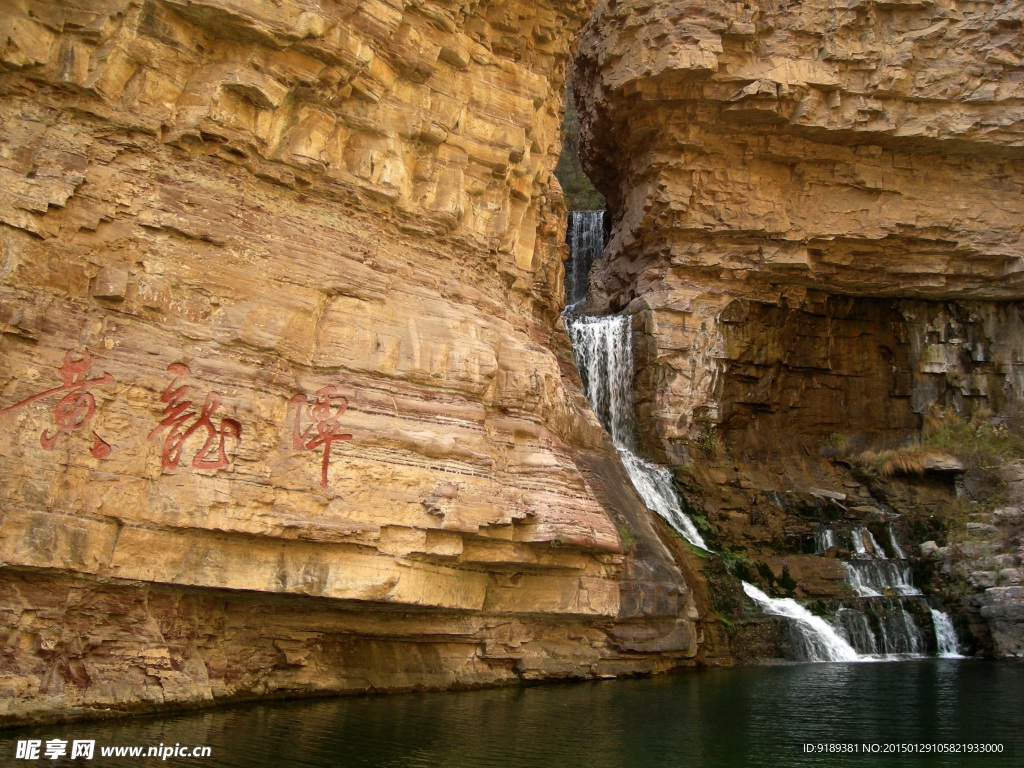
[0,0,703,725]
[575,0,1024,653]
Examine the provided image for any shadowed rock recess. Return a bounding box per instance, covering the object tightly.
[574,0,1024,657]
[0,0,705,726]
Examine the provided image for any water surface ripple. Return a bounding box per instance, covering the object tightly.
[8,660,1021,767]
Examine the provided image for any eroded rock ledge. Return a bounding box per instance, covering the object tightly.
[0,0,703,725]
[575,0,1024,655]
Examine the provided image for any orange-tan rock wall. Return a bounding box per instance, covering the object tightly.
[575,0,1024,461]
[0,0,701,725]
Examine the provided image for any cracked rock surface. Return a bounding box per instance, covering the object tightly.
[0,0,702,725]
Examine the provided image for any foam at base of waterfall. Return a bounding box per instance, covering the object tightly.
[619,449,707,549]
[930,608,963,658]
[741,582,861,662]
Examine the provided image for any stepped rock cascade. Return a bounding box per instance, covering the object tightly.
[813,522,956,658]
[844,562,920,599]
[814,523,921,598]
[574,0,1024,657]
[564,211,605,312]
[743,519,955,662]
[0,0,710,726]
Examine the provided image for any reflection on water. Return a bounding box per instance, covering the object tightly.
[6,660,1022,767]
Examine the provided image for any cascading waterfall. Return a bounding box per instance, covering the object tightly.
[834,607,879,656]
[742,582,860,662]
[814,522,921,597]
[561,212,961,663]
[563,214,707,550]
[564,211,604,312]
[567,315,707,549]
[812,521,959,658]
[617,451,708,549]
[564,224,850,661]
[931,608,963,658]
[844,560,920,598]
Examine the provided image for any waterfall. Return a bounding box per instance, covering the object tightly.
[811,521,959,658]
[815,523,886,558]
[835,607,879,656]
[887,524,906,559]
[741,582,860,662]
[567,315,708,549]
[618,452,708,549]
[814,522,921,597]
[565,315,634,447]
[561,213,958,663]
[844,560,921,597]
[833,597,929,658]
[814,525,836,552]
[843,563,882,598]
[564,211,604,312]
[882,600,925,655]
[848,524,883,556]
[930,609,962,658]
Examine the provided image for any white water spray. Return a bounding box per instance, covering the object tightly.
[561,216,959,663]
[741,582,860,662]
[567,314,707,549]
[930,609,962,658]
[564,211,604,312]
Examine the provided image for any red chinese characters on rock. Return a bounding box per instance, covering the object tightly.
[291,387,353,489]
[0,349,114,458]
[148,363,242,471]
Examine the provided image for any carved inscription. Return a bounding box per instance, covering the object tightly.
[2,351,359,488]
[291,387,353,489]
[148,363,242,471]
[0,349,113,457]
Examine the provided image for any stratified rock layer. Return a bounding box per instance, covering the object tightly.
[0,0,700,724]
[576,0,1024,654]
[577,0,1024,454]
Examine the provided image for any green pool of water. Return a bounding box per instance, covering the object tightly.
[6,659,1022,767]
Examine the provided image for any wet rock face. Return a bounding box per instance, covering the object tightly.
[701,297,1024,457]
[0,0,701,724]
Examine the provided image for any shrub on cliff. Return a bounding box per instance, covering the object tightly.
[923,407,1024,477]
